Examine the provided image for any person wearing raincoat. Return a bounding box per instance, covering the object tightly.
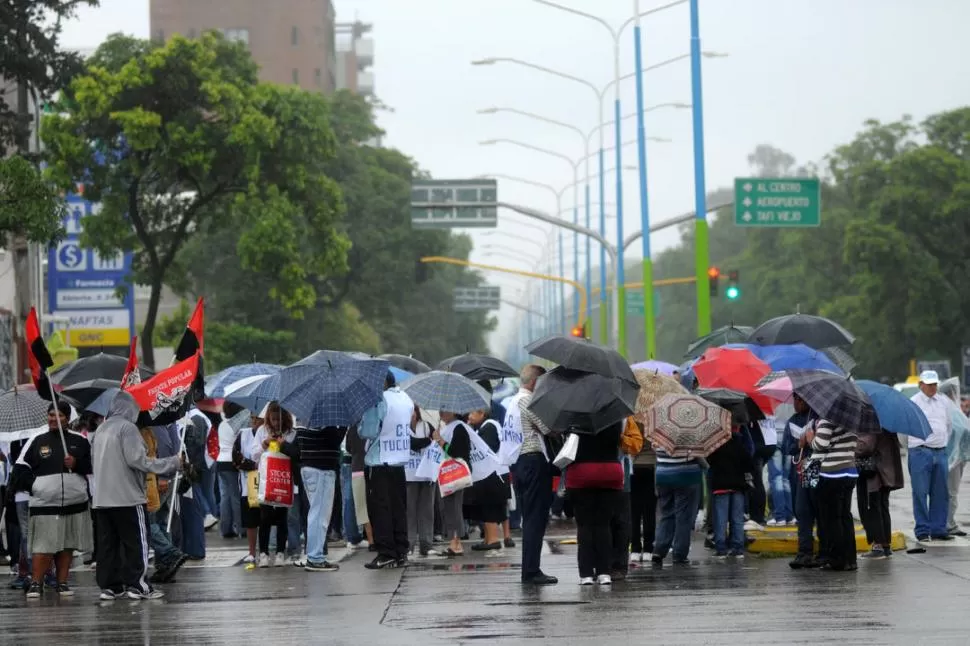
[940,379,970,536]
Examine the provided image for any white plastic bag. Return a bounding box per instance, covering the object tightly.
[553,433,579,470]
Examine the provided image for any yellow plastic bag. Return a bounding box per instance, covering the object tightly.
[247,470,259,508]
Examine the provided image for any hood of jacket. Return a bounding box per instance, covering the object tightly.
[106,390,141,422]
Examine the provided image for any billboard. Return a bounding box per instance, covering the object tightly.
[454,286,501,312]
[48,195,135,348]
[411,179,498,228]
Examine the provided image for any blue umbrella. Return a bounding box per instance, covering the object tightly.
[206,363,281,398]
[388,366,413,384]
[855,380,931,439]
[401,370,491,414]
[279,359,390,428]
[723,343,843,374]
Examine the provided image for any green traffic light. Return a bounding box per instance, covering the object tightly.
[726,286,740,300]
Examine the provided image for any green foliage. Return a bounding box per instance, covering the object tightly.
[0,155,65,242]
[636,109,970,381]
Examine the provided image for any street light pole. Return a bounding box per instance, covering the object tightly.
[633,0,656,360]
[690,0,712,337]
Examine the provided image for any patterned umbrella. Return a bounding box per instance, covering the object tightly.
[758,369,880,433]
[632,370,688,427]
[206,363,282,398]
[401,371,491,414]
[645,392,732,458]
[279,359,390,428]
[0,385,53,434]
[378,354,432,374]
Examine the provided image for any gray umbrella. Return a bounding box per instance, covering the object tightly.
[401,371,491,414]
[0,386,52,434]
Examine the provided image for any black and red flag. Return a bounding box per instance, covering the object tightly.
[174,297,205,399]
[120,337,142,389]
[26,307,55,399]
[125,352,201,425]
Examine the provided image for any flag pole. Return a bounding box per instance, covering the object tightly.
[166,419,188,533]
[44,374,69,457]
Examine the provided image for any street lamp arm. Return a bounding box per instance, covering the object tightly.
[621,200,735,251]
[472,57,599,99]
[478,107,586,143]
[586,102,691,143]
[532,0,617,38]
[480,139,579,172]
[476,172,559,203]
[619,0,689,34]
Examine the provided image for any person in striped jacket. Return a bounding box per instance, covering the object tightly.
[802,418,858,571]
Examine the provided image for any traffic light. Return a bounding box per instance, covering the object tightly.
[571,323,587,338]
[726,270,740,300]
[708,266,720,297]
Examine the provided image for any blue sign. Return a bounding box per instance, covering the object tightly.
[48,195,135,346]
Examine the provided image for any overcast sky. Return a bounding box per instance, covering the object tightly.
[61,1,970,356]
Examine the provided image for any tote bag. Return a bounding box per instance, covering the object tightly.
[437,458,473,497]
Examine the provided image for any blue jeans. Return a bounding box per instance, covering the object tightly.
[287,484,307,556]
[16,501,30,572]
[199,463,218,518]
[909,446,949,537]
[794,478,818,556]
[218,470,242,536]
[340,463,362,544]
[768,449,794,522]
[713,491,745,552]
[301,467,337,563]
[654,484,702,562]
[180,487,206,559]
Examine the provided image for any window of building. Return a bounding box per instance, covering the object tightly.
[222,28,250,45]
[292,26,299,46]
[292,68,299,85]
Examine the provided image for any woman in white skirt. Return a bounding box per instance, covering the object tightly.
[13,400,93,598]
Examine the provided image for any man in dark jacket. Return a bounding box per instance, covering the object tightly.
[707,430,755,557]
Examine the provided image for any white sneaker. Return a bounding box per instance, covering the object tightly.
[273,553,285,567]
[258,553,271,568]
[203,514,219,530]
[484,548,506,559]
[766,519,781,527]
[629,552,641,563]
[289,554,305,567]
[347,542,359,550]
[596,574,612,585]
[786,520,798,527]
[422,549,446,560]
[242,554,256,564]
[579,577,595,586]
[743,520,764,531]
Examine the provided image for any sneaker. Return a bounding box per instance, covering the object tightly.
[420,549,446,560]
[766,519,781,527]
[43,572,57,588]
[273,553,285,567]
[99,588,121,601]
[729,550,745,558]
[786,519,798,527]
[258,553,271,568]
[305,560,339,572]
[949,528,968,537]
[629,552,641,563]
[242,554,256,565]
[397,556,410,568]
[596,574,612,585]
[56,582,74,596]
[347,542,361,550]
[931,534,955,541]
[917,535,931,542]
[433,535,446,544]
[743,520,764,531]
[579,577,595,586]
[126,587,165,600]
[9,576,30,590]
[715,550,728,558]
[860,547,888,560]
[484,548,506,559]
[364,555,398,570]
[203,514,219,530]
[504,538,515,548]
[25,581,42,598]
[289,554,306,567]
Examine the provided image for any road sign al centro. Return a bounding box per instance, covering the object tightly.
[734,177,820,227]
[48,195,135,347]
[411,179,498,229]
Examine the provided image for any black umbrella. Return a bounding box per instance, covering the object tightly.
[695,387,765,425]
[50,352,154,387]
[525,334,638,386]
[528,367,639,435]
[377,354,431,374]
[59,378,127,411]
[684,325,754,359]
[436,353,517,381]
[748,314,854,349]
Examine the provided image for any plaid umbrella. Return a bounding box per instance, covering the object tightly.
[378,354,431,374]
[0,385,53,434]
[401,371,491,414]
[646,392,732,458]
[294,350,359,367]
[759,369,880,433]
[226,408,252,432]
[277,359,390,428]
[206,363,282,398]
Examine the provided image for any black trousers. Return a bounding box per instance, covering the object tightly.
[611,491,631,572]
[817,477,857,569]
[858,482,892,547]
[572,489,619,579]
[516,453,553,580]
[366,465,408,560]
[747,458,767,524]
[258,505,288,555]
[96,506,151,594]
[630,467,657,553]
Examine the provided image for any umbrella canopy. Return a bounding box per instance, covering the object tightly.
[436,353,518,381]
[294,350,360,367]
[206,363,281,398]
[401,371,490,415]
[759,369,880,433]
[748,314,854,349]
[50,352,154,387]
[378,354,431,374]
[279,359,390,428]
[630,360,679,376]
[226,408,252,432]
[224,373,279,414]
[85,387,122,418]
[525,334,638,386]
[684,325,754,360]
[726,343,844,375]
[528,367,638,435]
[645,392,732,458]
[854,380,931,440]
[632,370,688,427]
[692,347,775,413]
[59,378,125,411]
[695,387,765,425]
[0,385,53,434]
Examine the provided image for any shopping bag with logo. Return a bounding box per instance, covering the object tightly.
[257,443,294,507]
[246,470,259,508]
[437,458,473,497]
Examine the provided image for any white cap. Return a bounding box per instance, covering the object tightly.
[919,370,940,385]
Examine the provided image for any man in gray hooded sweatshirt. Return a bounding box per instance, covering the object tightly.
[91,391,182,600]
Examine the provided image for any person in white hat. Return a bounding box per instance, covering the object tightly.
[908,370,952,542]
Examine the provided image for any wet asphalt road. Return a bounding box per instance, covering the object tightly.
[4,528,970,646]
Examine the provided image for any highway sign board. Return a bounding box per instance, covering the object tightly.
[453,286,501,311]
[48,195,134,347]
[411,179,498,229]
[626,289,660,317]
[734,177,820,227]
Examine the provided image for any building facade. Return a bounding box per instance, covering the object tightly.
[149,0,338,93]
[335,21,374,95]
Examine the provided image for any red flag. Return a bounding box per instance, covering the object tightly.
[26,308,54,397]
[175,297,204,361]
[125,352,201,421]
[120,337,141,389]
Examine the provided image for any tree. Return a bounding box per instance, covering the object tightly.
[42,32,347,367]
[0,155,65,241]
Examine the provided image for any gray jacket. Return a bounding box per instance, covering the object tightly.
[91,391,181,509]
